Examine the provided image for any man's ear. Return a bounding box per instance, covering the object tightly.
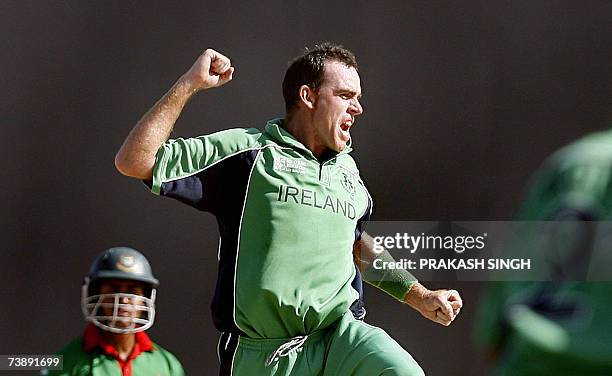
[299,85,316,110]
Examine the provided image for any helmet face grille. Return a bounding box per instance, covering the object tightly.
[81,290,156,334]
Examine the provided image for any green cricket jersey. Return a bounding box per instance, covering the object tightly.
[45,331,184,376]
[476,130,612,375]
[149,118,372,339]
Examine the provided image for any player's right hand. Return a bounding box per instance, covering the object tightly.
[182,48,234,91]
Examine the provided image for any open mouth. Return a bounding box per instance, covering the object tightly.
[340,120,352,132]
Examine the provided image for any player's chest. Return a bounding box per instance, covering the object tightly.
[247,148,370,220]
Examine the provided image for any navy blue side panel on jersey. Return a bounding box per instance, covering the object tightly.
[218,332,240,376]
[156,149,259,333]
[354,197,372,241]
[350,197,372,320]
[350,265,366,320]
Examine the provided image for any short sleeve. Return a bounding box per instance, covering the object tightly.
[150,128,260,195]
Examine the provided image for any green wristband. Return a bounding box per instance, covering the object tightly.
[361,252,418,301]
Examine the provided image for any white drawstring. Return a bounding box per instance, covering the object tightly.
[265,335,309,366]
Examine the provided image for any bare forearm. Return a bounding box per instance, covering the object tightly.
[353,233,462,325]
[115,77,197,179]
[353,232,418,300]
[354,235,428,305]
[115,48,234,180]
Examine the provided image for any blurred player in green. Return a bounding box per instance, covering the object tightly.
[45,247,185,376]
[475,130,612,375]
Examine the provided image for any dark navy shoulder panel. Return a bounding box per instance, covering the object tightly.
[156,148,260,333]
[156,150,258,215]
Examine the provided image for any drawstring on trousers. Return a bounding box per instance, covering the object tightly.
[265,335,309,366]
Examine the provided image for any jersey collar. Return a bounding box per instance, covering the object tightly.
[264,118,353,161]
[83,323,154,357]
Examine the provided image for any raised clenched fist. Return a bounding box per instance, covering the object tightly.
[182,48,234,91]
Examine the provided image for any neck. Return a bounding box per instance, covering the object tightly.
[103,332,136,361]
[284,112,326,158]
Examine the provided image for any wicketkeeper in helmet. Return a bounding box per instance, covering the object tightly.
[44,247,185,376]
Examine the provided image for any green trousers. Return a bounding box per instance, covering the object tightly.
[219,312,424,376]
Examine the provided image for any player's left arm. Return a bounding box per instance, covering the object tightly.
[354,232,462,326]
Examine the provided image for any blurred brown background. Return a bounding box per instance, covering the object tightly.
[2,1,612,374]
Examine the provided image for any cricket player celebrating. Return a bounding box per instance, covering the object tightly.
[115,43,462,375]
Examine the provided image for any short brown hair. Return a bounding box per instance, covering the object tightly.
[282,42,358,113]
